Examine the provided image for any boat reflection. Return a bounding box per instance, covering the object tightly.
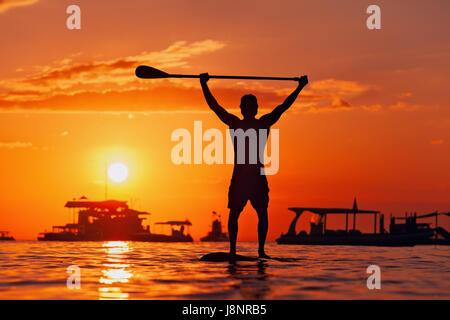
[99,241,133,300]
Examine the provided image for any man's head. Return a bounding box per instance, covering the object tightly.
[240,94,258,118]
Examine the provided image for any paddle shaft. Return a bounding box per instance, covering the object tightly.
[168,73,299,81]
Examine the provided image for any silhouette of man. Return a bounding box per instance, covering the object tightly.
[200,73,308,258]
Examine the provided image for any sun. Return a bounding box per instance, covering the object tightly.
[108,162,129,183]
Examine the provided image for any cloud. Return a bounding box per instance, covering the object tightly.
[331,97,351,109]
[0,0,38,13]
[430,139,444,145]
[389,101,422,111]
[0,40,225,102]
[298,79,372,112]
[0,39,377,114]
[397,92,413,98]
[0,85,284,111]
[0,141,33,149]
[309,79,369,96]
[361,104,382,112]
[0,79,374,114]
[0,141,48,150]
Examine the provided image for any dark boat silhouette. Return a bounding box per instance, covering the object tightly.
[0,231,14,241]
[38,199,193,242]
[200,211,228,242]
[276,199,448,246]
[390,211,450,245]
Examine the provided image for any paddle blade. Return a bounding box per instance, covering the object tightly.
[135,65,169,79]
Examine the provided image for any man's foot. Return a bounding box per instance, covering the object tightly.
[228,251,237,261]
[258,251,271,259]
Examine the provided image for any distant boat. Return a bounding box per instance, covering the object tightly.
[276,198,447,247]
[137,220,193,242]
[389,211,450,245]
[0,231,14,241]
[38,199,193,242]
[201,212,228,242]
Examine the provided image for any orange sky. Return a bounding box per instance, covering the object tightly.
[0,0,449,240]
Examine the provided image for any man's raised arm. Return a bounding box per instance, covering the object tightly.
[200,73,238,126]
[260,75,308,126]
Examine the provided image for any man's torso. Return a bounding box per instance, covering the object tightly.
[228,118,270,179]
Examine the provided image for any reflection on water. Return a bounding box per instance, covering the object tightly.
[227,261,270,300]
[0,241,449,299]
[99,241,133,300]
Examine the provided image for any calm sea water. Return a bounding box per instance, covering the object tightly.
[0,241,448,299]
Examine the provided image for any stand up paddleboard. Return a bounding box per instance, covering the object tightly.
[200,252,302,262]
[200,252,258,262]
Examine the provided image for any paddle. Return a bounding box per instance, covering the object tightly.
[135,65,300,81]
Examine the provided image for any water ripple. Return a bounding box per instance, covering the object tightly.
[0,241,448,299]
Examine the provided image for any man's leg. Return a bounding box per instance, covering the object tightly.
[228,208,242,255]
[256,207,270,258]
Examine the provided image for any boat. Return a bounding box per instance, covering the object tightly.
[200,211,229,242]
[0,231,15,241]
[390,211,450,245]
[38,199,193,242]
[276,198,442,247]
[143,220,193,242]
